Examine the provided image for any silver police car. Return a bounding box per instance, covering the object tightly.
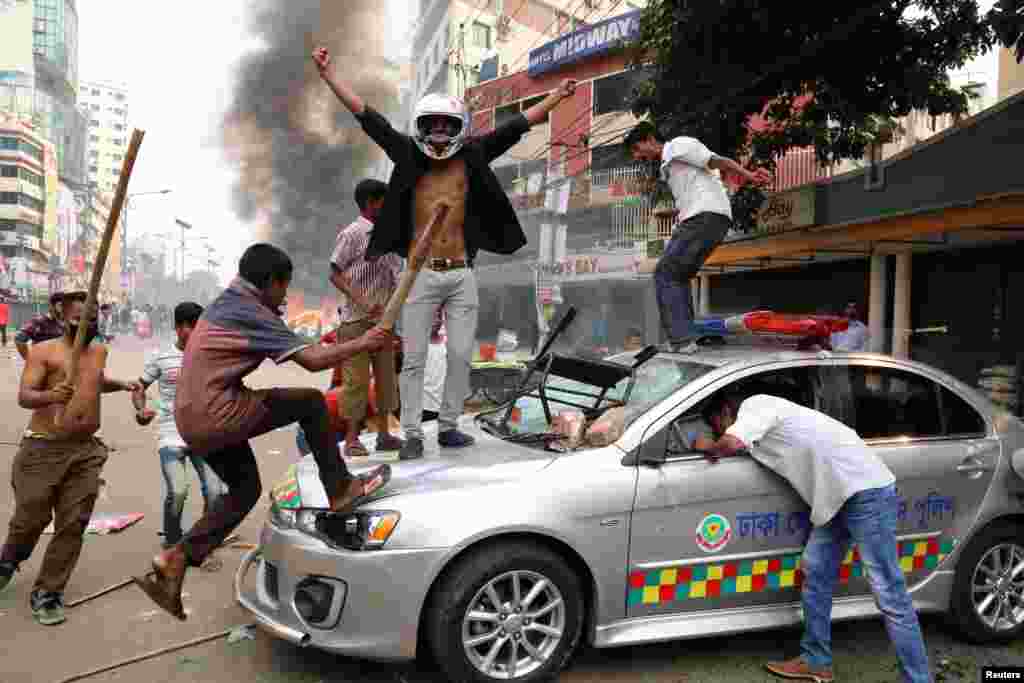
[236,346,1024,682]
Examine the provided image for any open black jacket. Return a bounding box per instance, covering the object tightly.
[355,106,531,260]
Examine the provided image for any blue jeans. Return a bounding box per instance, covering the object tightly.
[653,212,731,344]
[295,426,311,456]
[159,447,225,545]
[800,484,931,683]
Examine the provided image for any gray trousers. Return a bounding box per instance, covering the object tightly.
[400,268,478,439]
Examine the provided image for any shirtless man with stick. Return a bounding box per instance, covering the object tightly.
[314,45,575,460]
[0,290,139,625]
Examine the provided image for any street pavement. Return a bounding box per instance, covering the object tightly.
[1,334,1022,683]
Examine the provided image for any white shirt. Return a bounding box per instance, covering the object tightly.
[830,320,869,351]
[140,344,188,449]
[726,395,895,526]
[660,136,732,223]
[423,340,447,413]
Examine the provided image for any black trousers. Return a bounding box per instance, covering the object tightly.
[180,388,349,566]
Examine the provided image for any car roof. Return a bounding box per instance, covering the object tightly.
[612,346,957,378]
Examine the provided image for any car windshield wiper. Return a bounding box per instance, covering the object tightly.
[502,432,568,445]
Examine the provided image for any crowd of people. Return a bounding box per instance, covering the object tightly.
[0,44,925,683]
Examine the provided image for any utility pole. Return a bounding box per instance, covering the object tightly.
[175,218,191,286]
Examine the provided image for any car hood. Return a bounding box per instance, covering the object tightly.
[269,420,559,510]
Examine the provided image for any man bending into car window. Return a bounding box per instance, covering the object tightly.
[694,392,931,683]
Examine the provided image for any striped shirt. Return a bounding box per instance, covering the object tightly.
[331,216,402,324]
[140,344,188,449]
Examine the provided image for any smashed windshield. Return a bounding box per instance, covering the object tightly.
[477,354,714,443]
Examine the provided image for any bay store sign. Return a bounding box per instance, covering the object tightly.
[528,9,642,77]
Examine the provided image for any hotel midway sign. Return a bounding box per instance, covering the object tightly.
[753,185,817,236]
[528,9,642,77]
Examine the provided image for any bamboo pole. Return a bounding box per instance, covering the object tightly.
[378,203,449,331]
[65,577,134,609]
[55,623,257,683]
[65,129,145,385]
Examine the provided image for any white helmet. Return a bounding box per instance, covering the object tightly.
[412,93,469,160]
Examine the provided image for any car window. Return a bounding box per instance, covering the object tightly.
[836,366,947,439]
[939,385,987,436]
[664,367,818,457]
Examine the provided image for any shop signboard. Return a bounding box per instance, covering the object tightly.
[528,9,642,77]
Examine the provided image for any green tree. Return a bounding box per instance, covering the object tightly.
[629,0,1024,231]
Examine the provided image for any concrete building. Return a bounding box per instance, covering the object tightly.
[0,0,92,301]
[0,111,55,298]
[409,0,645,121]
[0,0,88,187]
[78,80,129,195]
[464,4,655,351]
[998,46,1024,100]
[60,189,124,303]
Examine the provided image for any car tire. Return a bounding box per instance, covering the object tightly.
[949,522,1024,644]
[425,541,585,683]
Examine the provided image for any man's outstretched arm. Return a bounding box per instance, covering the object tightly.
[478,79,577,163]
[523,79,577,126]
[314,46,407,162]
[291,327,393,373]
[693,434,748,462]
[313,46,365,115]
[708,156,773,186]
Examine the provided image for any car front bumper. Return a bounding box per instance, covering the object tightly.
[234,521,448,661]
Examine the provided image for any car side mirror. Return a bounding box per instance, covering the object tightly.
[621,427,667,467]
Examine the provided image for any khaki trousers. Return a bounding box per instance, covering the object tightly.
[0,437,108,594]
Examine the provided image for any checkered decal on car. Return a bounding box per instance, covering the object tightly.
[628,538,954,607]
[270,465,301,510]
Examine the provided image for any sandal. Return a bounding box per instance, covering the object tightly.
[329,465,392,512]
[132,561,187,621]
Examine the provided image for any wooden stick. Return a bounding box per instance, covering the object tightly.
[65,129,145,384]
[55,623,257,683]
[378,203,449,331]
[66,577,134,609]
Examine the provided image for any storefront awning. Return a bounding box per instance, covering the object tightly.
[697,191,1024,268]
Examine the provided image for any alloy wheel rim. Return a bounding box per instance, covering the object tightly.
[971,542,1024,631]
[461,569,566,679]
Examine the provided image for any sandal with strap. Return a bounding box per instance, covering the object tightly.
[329,465,392,513]
[132,561,187,621]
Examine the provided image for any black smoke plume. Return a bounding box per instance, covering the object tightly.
[222,0,402,302]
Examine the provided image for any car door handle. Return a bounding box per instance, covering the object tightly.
[957,458,994,475]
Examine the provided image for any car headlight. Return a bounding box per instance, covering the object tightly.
[269,504,320,534]
[315,510,401,551]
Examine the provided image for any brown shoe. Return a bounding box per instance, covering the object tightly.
[328,465,392,513]
[375,433,405,451]
[764,657,834,682]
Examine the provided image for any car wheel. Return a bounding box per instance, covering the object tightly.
[950,523,1024,643]
[425,542,584,683]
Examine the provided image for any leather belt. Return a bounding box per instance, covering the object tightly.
[426,257,473,271]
